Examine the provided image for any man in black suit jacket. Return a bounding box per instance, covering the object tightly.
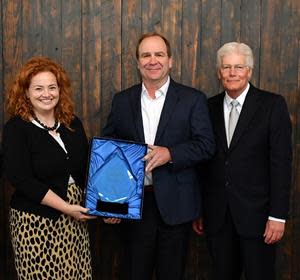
[193,42,292,280]
[102,32,215,280]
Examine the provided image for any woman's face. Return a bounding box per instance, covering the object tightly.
[26,71,60,116]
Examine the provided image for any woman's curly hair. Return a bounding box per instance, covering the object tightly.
[6,56,75,128]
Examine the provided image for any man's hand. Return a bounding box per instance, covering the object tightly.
[263,220,285,244]
[144,144,171,173]
[103,218,121,224]
[192,217,204,235]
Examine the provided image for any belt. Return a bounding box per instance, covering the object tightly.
[144,185,154,192]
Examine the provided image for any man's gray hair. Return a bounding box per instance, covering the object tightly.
[216,42,254,69]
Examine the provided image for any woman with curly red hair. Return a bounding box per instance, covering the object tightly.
[2,57,94,279]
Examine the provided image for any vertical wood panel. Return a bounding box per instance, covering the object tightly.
[199,0,222,96]
[22,0,42,61]
[81,0,101,137]
[61,0,82,116]
[221,0,241,44]
[2,1,22,277]
[41,0,62,61]
[100,0,122,131]
[259,0,281,92]
[141,0,162,33]
[240,0,261,85]
[181,0,201,88]
[2,0,23,94]
[161,0,182,82]
[121,0,142,89]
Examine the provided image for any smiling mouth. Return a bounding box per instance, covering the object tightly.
[38,99,53,103]
[146,68,161,72]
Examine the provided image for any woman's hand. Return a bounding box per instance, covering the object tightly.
[41,189,96,221]
[64,204,96,221]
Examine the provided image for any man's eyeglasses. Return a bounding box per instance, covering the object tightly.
[220,64,248,73]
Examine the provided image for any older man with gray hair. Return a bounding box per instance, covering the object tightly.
[193,42,292,280]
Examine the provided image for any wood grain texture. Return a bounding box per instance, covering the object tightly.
[0,1,299,279]
[100,0,122,131]
[141,0,162,34]
[181,0,201,88]
[2,1,22,277]
[2,0,23,95]
[161,0,182,82]
[61,0,82,116]
[240,0,261,85]
[259,0,281,92]
[81,0,102,137]
[199,0,222,96]
[22,0,42,61]
[121,0,142,89]
[221,0,241,44]
[41,0,62,61]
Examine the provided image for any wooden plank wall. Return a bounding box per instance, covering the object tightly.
[0,1,299,279]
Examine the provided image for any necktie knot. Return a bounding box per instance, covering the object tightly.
[231,99,239,108]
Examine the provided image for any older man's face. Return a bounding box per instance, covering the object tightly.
[218,53,252,98]
[137,36,172,88]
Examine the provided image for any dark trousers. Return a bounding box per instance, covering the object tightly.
[121,192,191,280]
[207,210,276,280]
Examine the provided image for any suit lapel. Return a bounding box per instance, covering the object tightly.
[129,84,145,142]
[154,79,179,144]
[229,85,261,150]
[211,93,228,152]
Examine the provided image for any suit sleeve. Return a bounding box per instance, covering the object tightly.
[102,95,117,138]
[169,93,215,170]
[269,95,292,219]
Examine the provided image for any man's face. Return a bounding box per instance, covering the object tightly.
[218,53,252,98]
[137,36,172,87]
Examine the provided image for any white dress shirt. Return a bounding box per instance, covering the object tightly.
[141,76,170,185]
[223,83,285,223]
[223,83,249,146]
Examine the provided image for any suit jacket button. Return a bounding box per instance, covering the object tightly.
[225,181,230,187]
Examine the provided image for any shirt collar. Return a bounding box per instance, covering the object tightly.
[142,76,170,98]
[224,82,250,108]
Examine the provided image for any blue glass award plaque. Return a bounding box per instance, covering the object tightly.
[85,137,147,219]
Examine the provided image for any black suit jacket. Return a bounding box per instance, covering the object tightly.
[203,84,292,236]
[102,79,215,225]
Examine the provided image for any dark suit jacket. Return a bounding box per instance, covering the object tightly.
[203,84,292,236]
[102,78,215,225]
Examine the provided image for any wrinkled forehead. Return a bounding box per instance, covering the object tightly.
[138,36,168,55]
